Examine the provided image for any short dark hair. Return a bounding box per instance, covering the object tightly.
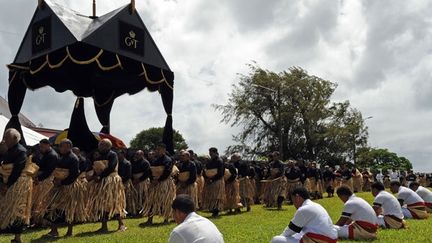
[409,181,420,189]
[172,194,195,214]
[291,187,310,200]
[209,147,218,153]
[157,143,167,149]
[336,186,353,197]
[390,181,401,187]
[371,182,385,191]
[40,138,50,145]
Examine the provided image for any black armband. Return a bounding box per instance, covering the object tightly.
[288,222,302,233]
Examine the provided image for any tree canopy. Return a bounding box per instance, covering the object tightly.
[130,127,188,152]
[356,147,413,171]
[214,64,370,164]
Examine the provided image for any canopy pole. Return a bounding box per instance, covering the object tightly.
[130,0,136,14]
[38,0,44,9]
[92,0,96,18]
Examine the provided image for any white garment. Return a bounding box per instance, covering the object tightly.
[415,186,432,203]
[340,194,377,223]
[397,186,424,206]
[390,172,399,182]
[373,190,404,219]
[270,199,337,243]
[168,212,224,243]
[376,173,384,183]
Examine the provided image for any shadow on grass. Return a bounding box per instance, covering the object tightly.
[30,235,62,243]
[138,221,173,228]
[74,229,117,238]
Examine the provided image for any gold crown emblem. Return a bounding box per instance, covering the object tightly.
[129,30,136,38]
[38,26,44,34]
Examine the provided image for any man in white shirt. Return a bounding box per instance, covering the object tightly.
[390,181,428,219]
[375,170,384,184]
[270,187,337,243]
[371,182,405,229]
[169,195,224,243]
[409,181,432,213]
[390,169,400,182]
[334,186,378,240]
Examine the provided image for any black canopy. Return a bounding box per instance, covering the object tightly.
[5,0,174,153]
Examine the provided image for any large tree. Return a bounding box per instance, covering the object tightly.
[130,127,188,151]
[215,64,369,162]
[356,147,413,172]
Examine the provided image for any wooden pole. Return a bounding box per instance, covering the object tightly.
[130,0,136,14]
[38,0,44,9]
[92,0,96,17]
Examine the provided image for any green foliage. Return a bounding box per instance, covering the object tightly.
[129,127,188,151]
[2,192,430,242]
[356,147,413,172]
[215,63,369,163]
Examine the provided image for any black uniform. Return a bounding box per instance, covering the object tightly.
[36,148,58,182]
[118,158,132,183]
[204,157,224,181]
[2,143,27,187]
[57,152,80,186]
[285,166,302,180]
[224,163,237,183]
[269,160,284,178]
[96,150,118,179]
[132,158,151,182]
[151,154,173,181]
[234,160,250,178]
[177,160,197,185]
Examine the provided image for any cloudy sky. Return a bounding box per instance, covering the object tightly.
[0,0,431,171]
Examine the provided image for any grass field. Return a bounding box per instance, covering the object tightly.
[1,191,431,242]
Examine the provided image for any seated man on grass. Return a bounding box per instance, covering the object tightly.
[270,187,337,243]
[409,181,432,213]
[169,194,224,243]
[334,186,378,241]
[371,182,405,229]
[390,181,428,219]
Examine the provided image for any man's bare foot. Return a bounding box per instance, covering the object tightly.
[117,225,127,232]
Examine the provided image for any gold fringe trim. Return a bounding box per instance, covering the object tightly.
[15,45,173,90]
[93,91,115,107]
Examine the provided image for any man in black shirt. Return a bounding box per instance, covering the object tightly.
[130,150,151,216]
[0,128,31,243]
[189,149,204,209]
[224,157,240,214]
[44,139,86,238]
[322,165,335,197]
[202,147,225,217]
[88,139,126,233]
[263,151,287,209]
[176,151,198,205]
[142,144,176,225]
[233,153,254,212]
[32,139,58,224]
[284,160,302,204]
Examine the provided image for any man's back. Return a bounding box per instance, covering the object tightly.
[398,186,424,205]
[415,186,432,203]
[374,191,403,218]
[344,195,377,224]
[169,212,224,243]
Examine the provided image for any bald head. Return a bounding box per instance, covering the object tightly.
[98,139,112,153]
[4,128,21,148]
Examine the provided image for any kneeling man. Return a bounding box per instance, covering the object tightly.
[371,182,405,229]
[169,194,224,243]
[270,187,337,243]
[334,186,378,240]
[390,181,428,219]
[409,181,432,213]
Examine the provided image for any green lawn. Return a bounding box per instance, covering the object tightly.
[1,192,431,242]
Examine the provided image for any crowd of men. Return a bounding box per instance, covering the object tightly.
[0,127,432,243]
